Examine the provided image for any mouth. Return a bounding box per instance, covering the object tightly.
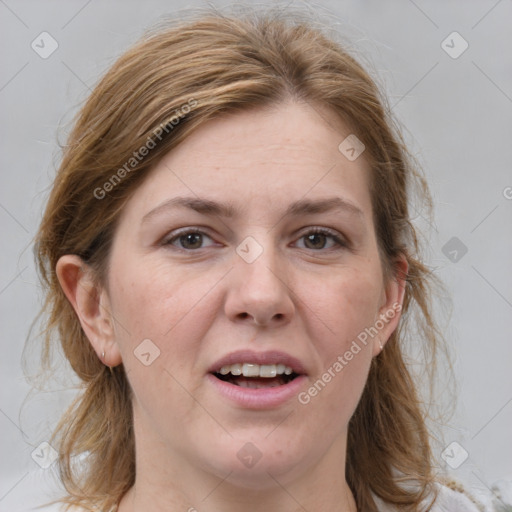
[207,350,308,407]
[212,363,300,389]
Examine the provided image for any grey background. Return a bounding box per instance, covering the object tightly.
[1,0,511,510]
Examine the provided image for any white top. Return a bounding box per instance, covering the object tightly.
[60,483,486,512]
[374,482,484,511]
[432,484,483,511]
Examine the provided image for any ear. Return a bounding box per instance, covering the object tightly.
[55,254,122,367]
[372,254,408,357]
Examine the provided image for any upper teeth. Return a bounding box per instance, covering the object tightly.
[218,363,294,378]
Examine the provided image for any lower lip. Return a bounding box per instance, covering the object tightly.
[206,373,307,409]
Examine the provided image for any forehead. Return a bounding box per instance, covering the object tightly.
[120,101,373,224]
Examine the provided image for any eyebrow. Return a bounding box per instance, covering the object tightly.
[141,195,364,224]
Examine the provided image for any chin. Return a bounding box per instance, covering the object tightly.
[200,440,312,490]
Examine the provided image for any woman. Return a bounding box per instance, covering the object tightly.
[33,6,482,512]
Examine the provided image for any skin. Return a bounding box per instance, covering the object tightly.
[57,100,407,512]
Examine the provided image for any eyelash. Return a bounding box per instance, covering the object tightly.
[162,226,348,252]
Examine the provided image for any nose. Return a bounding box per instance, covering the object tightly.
[224,240,295,328]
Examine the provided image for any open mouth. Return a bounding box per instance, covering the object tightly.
[208,358,307,406]
[213,372,299,389]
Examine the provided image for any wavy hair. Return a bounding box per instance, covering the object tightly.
[30,5,450,511]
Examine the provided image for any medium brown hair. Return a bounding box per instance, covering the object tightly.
[32,6,448,511]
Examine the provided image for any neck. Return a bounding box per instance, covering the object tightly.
[118,409,357,512]
[120,471,357,512]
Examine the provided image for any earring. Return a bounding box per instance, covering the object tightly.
[379,340,383,351]
[101,351,105,361]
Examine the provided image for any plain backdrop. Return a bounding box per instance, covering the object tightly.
[1,1,511,510]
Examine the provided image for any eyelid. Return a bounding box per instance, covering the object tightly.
[161,226,217,250]
[162,225,348,252]
[293,226,348,249]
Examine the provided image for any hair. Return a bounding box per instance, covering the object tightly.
[31,5,451,512]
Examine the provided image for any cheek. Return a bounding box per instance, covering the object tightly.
[303,264,383,354]
[106,259,224,424]
[108,258,222,366]
[295,265,381,423]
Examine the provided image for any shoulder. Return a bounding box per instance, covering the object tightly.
[374,480,489,512]
[40,505,115,512]
[429,481,483,511]
[58,507,116,512]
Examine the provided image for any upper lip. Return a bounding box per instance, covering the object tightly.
[208,349,308,375]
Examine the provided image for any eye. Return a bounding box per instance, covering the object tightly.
[162,227,347,252]
[295,228,347,251]
[163,229,216,251]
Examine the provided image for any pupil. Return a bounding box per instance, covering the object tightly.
[306,233,325,249]
[182,233,202,249]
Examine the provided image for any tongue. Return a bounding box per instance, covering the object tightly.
[229,375,287,388]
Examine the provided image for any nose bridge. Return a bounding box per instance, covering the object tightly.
[236,232,283,288]
[226,232,294,325]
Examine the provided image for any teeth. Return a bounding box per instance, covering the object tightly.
[217,363,295,378]
[259,364,276,378]
[242,363,260,377]
[230,363,242,376]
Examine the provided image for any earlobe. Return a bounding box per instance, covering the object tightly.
[373,255,408,356]
[55,254,123,367]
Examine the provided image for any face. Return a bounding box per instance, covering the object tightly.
[99,101,403,488]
